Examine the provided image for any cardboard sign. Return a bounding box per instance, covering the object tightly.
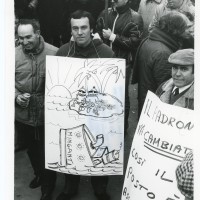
[122,91,194,200]
[45,56,125,176]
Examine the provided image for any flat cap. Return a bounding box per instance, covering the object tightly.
[168,49,194,65]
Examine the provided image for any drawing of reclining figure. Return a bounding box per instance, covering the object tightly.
[91,134,120,166]
[70,87,87,110]
[70,86,99,113]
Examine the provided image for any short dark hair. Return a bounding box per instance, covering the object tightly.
[70,10,95,30]
[17,19,40,33]
[180,11,194,22]
[158,11,188,38]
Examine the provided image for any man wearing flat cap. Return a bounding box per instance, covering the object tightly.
[156,49,194,110]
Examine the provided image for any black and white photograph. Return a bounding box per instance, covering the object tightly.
[0,0,200,200]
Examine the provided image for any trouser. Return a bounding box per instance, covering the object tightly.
[124,66,131,135]
[15,121,27,151]
[15,121,56,190]
[63,174,109,195]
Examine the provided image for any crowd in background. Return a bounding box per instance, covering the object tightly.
[14,0,141,47]
[14,0,195,48]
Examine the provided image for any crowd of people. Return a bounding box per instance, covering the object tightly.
[15,0,195,200]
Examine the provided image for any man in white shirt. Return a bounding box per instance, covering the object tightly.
[156,49,194,110]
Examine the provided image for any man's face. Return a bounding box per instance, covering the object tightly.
[172,65,194,88]
[178,13,194,39]
[112,0,128,8]
[18,24,40,51]
[181,24,194,39]
[167,0,184,9]
[71,17,92,47]
[181,21,194,39]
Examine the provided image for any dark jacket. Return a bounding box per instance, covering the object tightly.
[156,78,194,110]
[128,0,141,11]
[37,0,68,46]
[96,3,143,65]
[15,36,58,126]
[56,38,114,58]
[15,0,38,18]
[68,0,104,21]
[132,28,180,115]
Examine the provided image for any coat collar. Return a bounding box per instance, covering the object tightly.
[161,78,194,99]
[147,0,163,4]
[149,28,180,52]
[69,39,103,58]
[23,36,45,56]
[115,3,130,14]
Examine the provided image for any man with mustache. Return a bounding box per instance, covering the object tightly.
[156,49,194,110]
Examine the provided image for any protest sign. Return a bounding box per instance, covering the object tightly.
[122,91,194,200]
[45,56,125,176]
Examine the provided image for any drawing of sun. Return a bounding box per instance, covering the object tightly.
[47,85,72,98]
[45,56,125,116]
[45,56,78,98]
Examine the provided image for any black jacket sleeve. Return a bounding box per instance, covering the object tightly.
[96,9,143,51]
[113,11,143,50]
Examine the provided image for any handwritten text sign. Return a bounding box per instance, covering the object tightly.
[45,57,125,176]
[122,91,194,200]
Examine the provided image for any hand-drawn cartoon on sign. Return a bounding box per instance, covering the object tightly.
[45,56,125,176]
[122,91,194,200]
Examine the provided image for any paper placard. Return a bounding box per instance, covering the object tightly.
[45,56,125,176]
[122,91,194,200]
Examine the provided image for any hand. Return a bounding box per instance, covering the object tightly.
[28,4,35,9]
[102,29,112,39]
[28,0,38,10]
[28,1,38,9]
[16,94,30,108]
[92,33,101,40]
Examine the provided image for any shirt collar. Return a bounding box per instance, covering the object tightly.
[23,36,44,55]
[172,82,194,94]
